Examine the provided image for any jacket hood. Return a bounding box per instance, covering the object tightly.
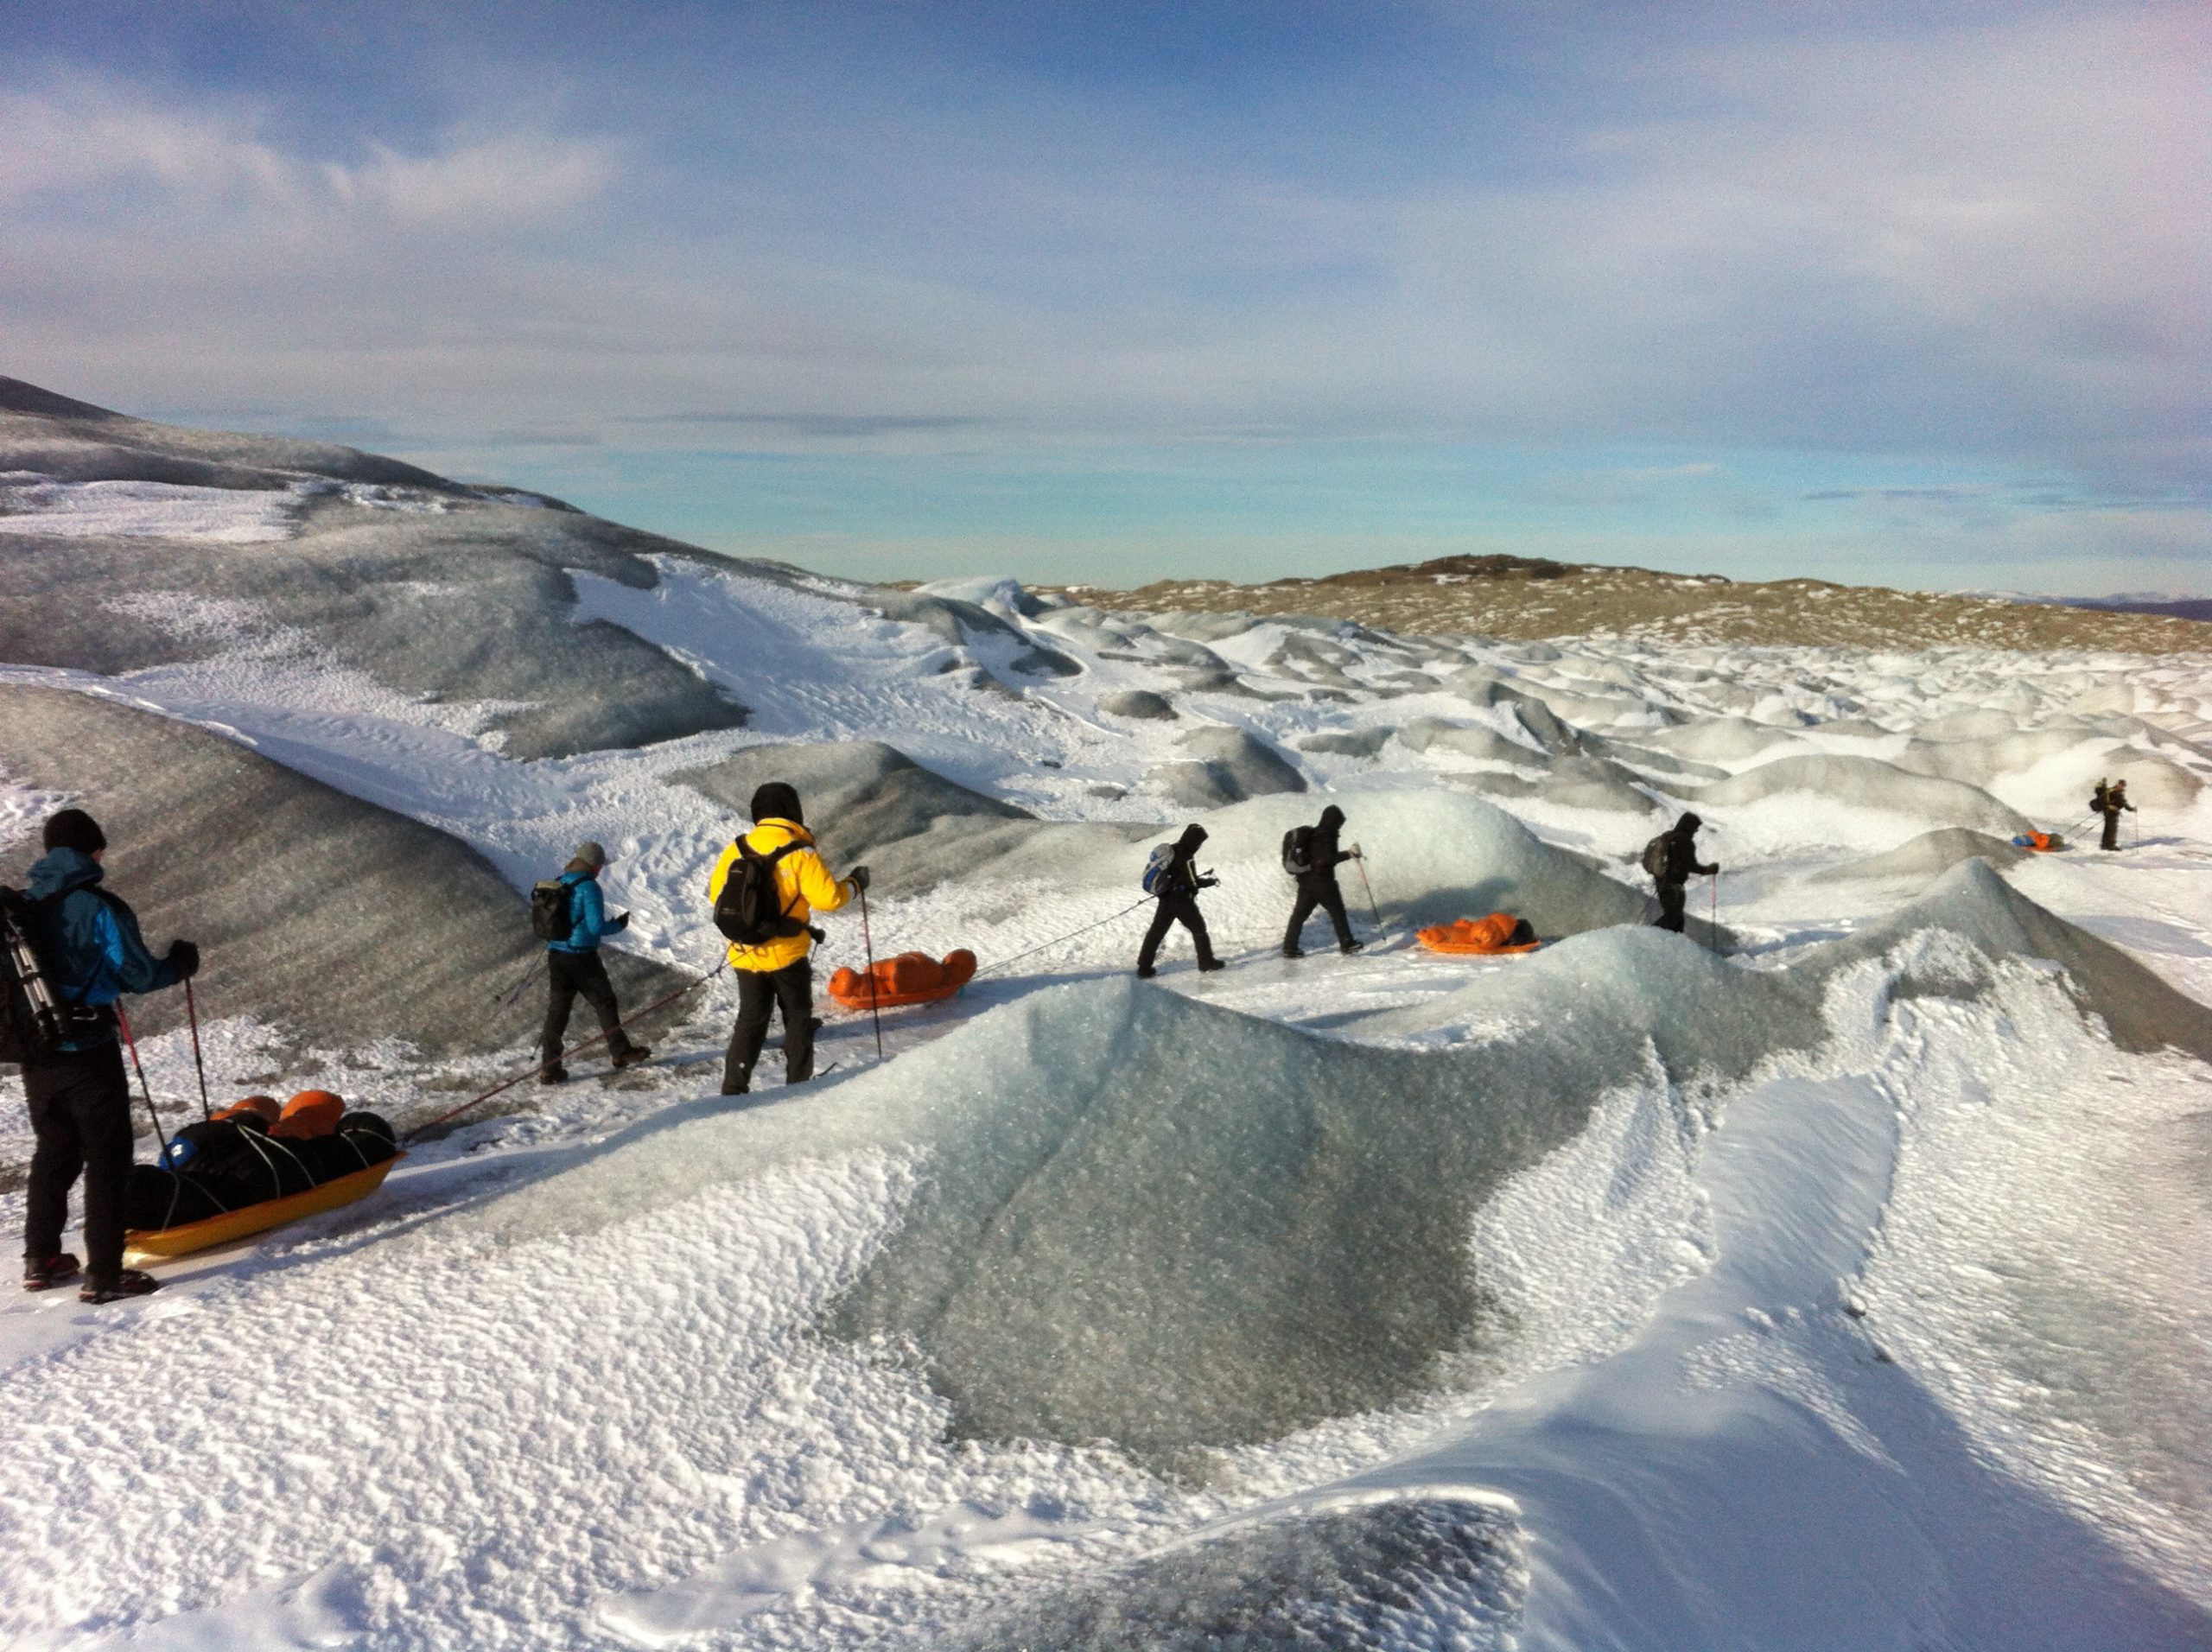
[1675,811,1703,835]
[26,846,103,900]
[750,781,804,828]
[1176,823,1209,852]
[1318,804,1345,830]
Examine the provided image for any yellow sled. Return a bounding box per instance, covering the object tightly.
[124,1153,405,1263]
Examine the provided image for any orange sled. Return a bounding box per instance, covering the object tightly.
[2011,831,2064,852]
[1418,914,1541,956]
[828,949,978,1011]
[124,1153,405,1263]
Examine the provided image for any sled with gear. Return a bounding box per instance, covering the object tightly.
[828,949,977,1011]
[1417,914,1541,956]
[2011,830,2065,853]
[122,1090,404,1263]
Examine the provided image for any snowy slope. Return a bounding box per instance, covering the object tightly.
[1,396,2209,1649]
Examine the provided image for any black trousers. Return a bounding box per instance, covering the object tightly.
[541,950,634,1066]
[725,959,815,1093]
[1656,880,1688,933]
[1284,874,1354,952]
[2101,810,2123,850]
[22,1041,133,1282]
[1139,892,1217,971]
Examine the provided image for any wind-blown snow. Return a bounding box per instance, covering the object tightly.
[2,394,2210,1652]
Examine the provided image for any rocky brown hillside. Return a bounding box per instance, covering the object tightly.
[1061,554,2210,653]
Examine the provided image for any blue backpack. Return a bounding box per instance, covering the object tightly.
[1141,842,1177,896]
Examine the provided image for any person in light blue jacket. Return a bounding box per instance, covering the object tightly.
[18,808,197,1302]
[539,841,650,1084]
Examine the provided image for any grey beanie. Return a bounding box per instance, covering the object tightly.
[570,841,607,870]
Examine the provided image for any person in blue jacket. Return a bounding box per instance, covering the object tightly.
[19,808,198,1303]
[539,841,651,1083]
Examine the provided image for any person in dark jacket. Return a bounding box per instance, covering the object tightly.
[1652,811,1719,934]
[2093,778,2135,851]
[1138,823,1224,978]
[18,809,197,1303]
[539,841,651,1084]
[1283,804,1363,958]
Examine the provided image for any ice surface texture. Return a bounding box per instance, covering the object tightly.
[940,1495,1522,1650]
[0,686,683,1053]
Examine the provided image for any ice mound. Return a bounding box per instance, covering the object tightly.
[1149,726,1307,807]
[1099,689,1178,721]
[1640,717,1802,763]
[1817,828,2026,881]
[0,686,683,1053]
[677,740,1029,868]
[825,977,1619,1452]
[1297,727,1391,756]
[1816,858,2212,1063]
[1456,754,1659,816]
[0,375,459,492]
[1692,754,2031,838]
[1897,730,2203,814]
[1395,717,1537,766]
[938,1495,1520,1649]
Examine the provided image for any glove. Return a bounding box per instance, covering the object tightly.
[608,911,631,932]
[1349,843,1364,861]
[1197,874,1220,890]
[167,939,201,980]
[849,865,872,893]
[808,924,827,944]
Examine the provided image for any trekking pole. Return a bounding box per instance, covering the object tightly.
[857,882,885,1062]
[1710,870,1719,927]
[112,1002,173,1160]
[493,956,544,1008]
[184,978,213,1121]
[1352,848,1381,926]
[403,963,727,1142]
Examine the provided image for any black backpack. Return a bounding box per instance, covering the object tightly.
[1281,826,1315,877]
[528,880,574,944]
[1,886,87,1064]
[714,840,807,944]
[1640,833,1672,879]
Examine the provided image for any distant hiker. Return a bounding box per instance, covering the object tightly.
[1137,823,1224,978]
[2092,778,2134,851]
[1281,804,1363,958]
[535,842,650,1084]
[708,783,868,1095]
[14,809,197,1304]
[1643,811,1719,935]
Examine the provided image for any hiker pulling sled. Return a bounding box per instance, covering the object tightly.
[708,782,871,1095]
[1643,813,1719,934]
[1281,804,1366,959]
[4,810,200,1304]
[532,841,652,1085]
[1136,824,1224,978]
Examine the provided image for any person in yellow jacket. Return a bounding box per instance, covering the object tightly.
[707,781,870,1094]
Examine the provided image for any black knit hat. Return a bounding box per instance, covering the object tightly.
[42,808,106,856]
[750,782,804,826]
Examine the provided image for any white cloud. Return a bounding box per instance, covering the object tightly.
[0,77,618,225]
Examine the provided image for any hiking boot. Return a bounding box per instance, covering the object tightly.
[610,1044,652,1071]
[22,1253,79,1292]
[1135,964,1157,979]
[1282,947,1306,960]
[79,1269,159,1305]
[1340,940,1365,955]
[1198,958,1227,973]
[537,1063,569,1086]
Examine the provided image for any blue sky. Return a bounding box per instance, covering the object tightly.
[3,0,2205,594]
